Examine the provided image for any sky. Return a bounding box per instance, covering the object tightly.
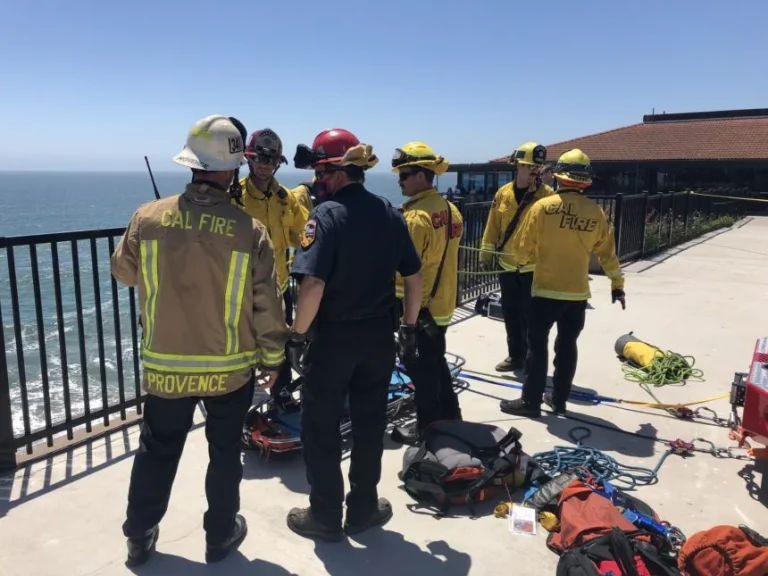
[1,0,767,172]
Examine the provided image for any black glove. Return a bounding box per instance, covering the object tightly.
[286,332,309,377]
[397,324,418,362]
[611,289,626,310]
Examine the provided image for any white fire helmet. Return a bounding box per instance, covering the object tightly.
[173,115,246,172]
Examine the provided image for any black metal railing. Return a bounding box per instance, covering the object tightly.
[0,189,754,470]
[0,229,143,470]
[612,191,748,262]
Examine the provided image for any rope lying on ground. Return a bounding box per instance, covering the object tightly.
[531,427,659,490]
[622,351,704,387]
[460,369,728,416]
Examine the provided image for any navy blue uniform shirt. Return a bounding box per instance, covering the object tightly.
[291,182,421,322]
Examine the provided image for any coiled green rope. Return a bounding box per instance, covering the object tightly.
[622,351,704,387]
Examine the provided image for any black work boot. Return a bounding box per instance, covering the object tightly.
[344,498,393,536]
[125,525,159,568]
[544,393,566,416]
[390,424,420,446]
[499,398,541,418]
[495,357,524,372]
[286,507,344,542]
[206,514,248,563]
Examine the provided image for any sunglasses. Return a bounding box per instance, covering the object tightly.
[397,170,420,182]
[314,168,343,179]
[249,155,278,166]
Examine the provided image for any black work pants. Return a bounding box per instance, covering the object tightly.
[522,297,587,406]
[272,288,294,399]
[402,323,461,432]
[123,379,253,544]
[499,271,533,361]
[300,317,395,528]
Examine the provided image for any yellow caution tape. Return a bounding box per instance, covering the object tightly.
[691,192,768,203]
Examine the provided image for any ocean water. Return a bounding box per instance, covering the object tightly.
[0,170,444,438]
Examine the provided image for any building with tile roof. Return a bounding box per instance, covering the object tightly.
[449,108,768,197]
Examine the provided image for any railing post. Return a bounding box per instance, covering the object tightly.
[613,193,624,257]
[639,193,650,257]
[0,298,17,472]
[683,191,692,240]
[667,193,674,247]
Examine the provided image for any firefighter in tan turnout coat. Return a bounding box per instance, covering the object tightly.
[111,114,290,567]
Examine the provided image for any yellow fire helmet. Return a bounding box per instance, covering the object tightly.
[553,148,593,189]
[510,142,547,167]
[391,142,449,176]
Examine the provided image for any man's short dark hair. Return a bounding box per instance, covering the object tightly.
[343,165,365,182]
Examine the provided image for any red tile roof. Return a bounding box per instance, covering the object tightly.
[489,110,768,163]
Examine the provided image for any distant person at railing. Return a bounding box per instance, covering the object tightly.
[390,141,463,446]
[499,149,625,419]
[110,115,290,566]
[539,163,555,188]
[479,142,553,374]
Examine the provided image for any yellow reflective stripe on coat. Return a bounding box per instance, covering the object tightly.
[140,240,159,347]
[498,258,518,271]
[533,288,590,301]
[224,251,250,355]
[261,348,286,368]
[432,313,453,326]
[141,349,261,373]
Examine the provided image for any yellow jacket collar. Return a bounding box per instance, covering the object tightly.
[243,176,282,200]
[403,187,439,208]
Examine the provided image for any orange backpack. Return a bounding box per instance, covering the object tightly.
[678,525,768,576]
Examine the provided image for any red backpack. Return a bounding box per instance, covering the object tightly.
[678,525,768,575]
[548,481,682,576]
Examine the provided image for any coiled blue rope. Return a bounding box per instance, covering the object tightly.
[531,427,659,490]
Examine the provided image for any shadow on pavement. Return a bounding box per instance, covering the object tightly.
[241,450,310,494]
[0,424,153,519]
[314,530,472,576]
[738,459,768,510]
[129,551,299,575]
[486,371,602,409]
[543,411,659,459]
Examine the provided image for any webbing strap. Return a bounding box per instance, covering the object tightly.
[498,186,536,252]
[427,199,453,306]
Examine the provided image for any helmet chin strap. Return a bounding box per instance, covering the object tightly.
[229,167,244,205]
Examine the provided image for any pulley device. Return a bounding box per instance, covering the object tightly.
[729,337,768,459]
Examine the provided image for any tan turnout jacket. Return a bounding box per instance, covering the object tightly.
[111,182,290,399]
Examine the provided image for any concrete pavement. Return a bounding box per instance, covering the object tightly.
[1,216,767,575]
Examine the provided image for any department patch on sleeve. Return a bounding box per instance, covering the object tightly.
[300,219,317,249]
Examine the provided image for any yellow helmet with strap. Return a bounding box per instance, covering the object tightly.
[553,148,593,189]
[391,142,449,176]
[510,142,547,167]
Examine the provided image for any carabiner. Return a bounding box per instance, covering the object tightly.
[691,437,716,455]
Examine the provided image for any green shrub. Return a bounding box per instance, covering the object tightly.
[643,210,738,253]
